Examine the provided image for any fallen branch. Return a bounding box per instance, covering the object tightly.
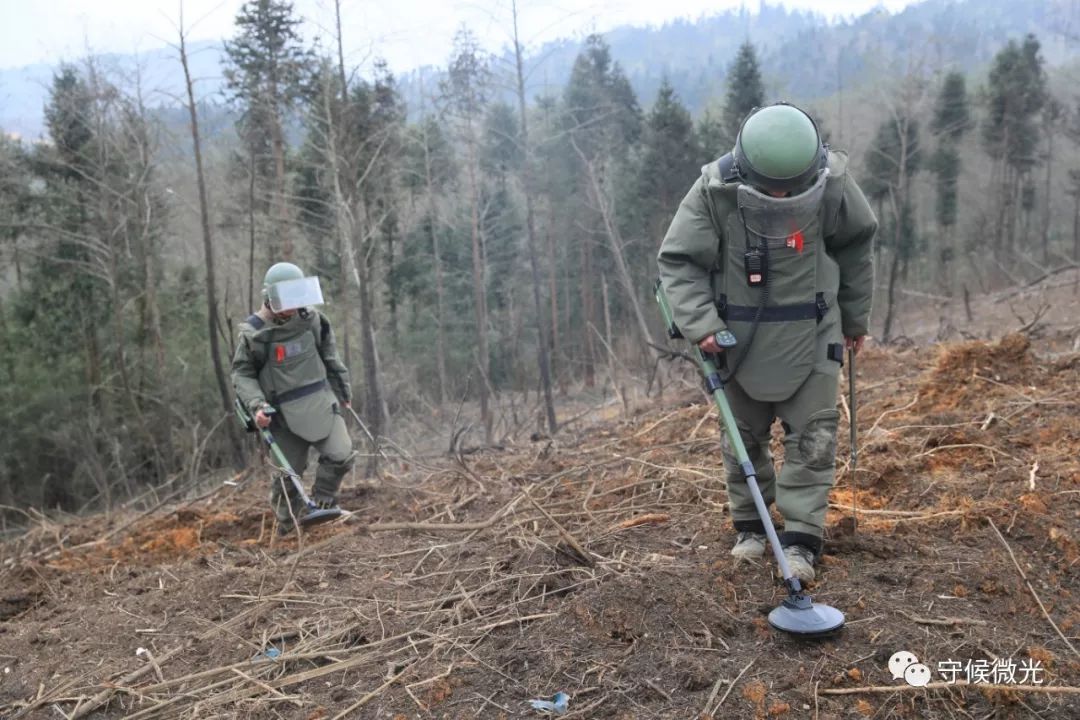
[331,666,411,720]
[605,513,671,534]
[896,610,987,627]
[67,645,188,719]
[523,489,596,567]
[988,518,1080,660]
[711,658,755,715]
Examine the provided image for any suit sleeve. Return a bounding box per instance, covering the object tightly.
[231,330,268,412]
[826,174,877,338]
[656,177,727,344]
[317,314,353,404]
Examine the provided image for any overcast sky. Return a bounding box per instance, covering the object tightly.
[2,0,919,72]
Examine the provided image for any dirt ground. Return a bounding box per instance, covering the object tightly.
[1,331,1079,719]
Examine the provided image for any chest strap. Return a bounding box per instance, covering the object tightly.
[718,293,828,323]
[272,379,327,404]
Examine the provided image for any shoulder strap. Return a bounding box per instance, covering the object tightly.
[717,152,740,183]
[822,150,849,238]
[243,314,269,372]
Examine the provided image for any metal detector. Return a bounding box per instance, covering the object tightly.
[235,398,344,530]
[655,281,845,637]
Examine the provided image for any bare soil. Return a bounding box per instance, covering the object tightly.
[1,333,1078,719]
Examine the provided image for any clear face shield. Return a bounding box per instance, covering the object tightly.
[267,276,324,313]
[736,169,829,245]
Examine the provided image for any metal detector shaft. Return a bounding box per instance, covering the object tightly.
[702,355,801,593]
[849,347,857,532]
[654,283,802,593]
[257,426,313,505]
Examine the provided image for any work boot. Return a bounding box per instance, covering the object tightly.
[730,531,768,562]
[312,495,339,511]
[781,544,816,584]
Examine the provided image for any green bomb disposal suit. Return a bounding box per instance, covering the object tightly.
[232,309,354,524]
[657,148,876,557]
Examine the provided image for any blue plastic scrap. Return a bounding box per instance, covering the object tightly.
[528,692,570,715]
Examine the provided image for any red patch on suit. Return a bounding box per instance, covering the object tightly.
[786,230,804,253]
[275,345,286,363]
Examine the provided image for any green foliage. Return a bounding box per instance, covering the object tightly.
[930,72,971,231]
[864,114,922,202]
[634,79,699,246]
[931,144,960,228]
[441,28,491,125]
[723,41,765,147]
[563,35,643,156]
[695,108,727,159]
[932,71,972,141]
[981,34,1046,172]
[10,20,1080,518]
[223,0,313,148]
[481,103,522,181]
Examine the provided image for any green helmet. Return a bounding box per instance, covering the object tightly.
[262,262,304,300]
[261,262,324,312]
[733,103,826,194]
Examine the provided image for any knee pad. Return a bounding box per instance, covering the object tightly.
[321,449,356,471]
[797,409,839,471]
[721,423,763,460]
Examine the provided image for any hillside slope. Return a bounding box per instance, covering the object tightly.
[1,335,1079,719]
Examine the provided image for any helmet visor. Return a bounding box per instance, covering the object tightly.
[737,169,829,244]
[267,276,324,312]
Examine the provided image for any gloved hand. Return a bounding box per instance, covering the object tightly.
[845,336,866,355]
[255,404,274,428]
[698,335,726,354]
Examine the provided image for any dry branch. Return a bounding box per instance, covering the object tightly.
[987,518,1080,660]
[604,513,671,534]
[896,609,988,627]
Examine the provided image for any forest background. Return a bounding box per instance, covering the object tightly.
[2,0,1079,524]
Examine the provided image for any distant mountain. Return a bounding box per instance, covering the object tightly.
[3,0,1079,140]
[0,39,226,141]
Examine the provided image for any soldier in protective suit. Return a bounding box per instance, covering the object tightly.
[657,103,876,583]
[231,262,355,534]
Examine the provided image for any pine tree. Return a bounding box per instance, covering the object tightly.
[928,70,971,286]
[637,79,698,246]
[696,107,727,158]
[722,41,765,146]
[224,0,314,262]
[981,34,1046,251]
[931,71,971,142]
[442,27,495,444]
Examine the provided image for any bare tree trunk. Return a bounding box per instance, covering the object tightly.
[571,139,655,349]
[422,130,449,406]
[511,0,557,435]
[269,86,291,260]
[248,151,257,311]
[386,222,399,350]
[179,20,245,470]
[882,249,902,343]
[579,231,595,388]
[1042,126,1054,265]
[319,29,378,475]
[357,246,382,477]
[545,204,564,395]
[466,124,492,444]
